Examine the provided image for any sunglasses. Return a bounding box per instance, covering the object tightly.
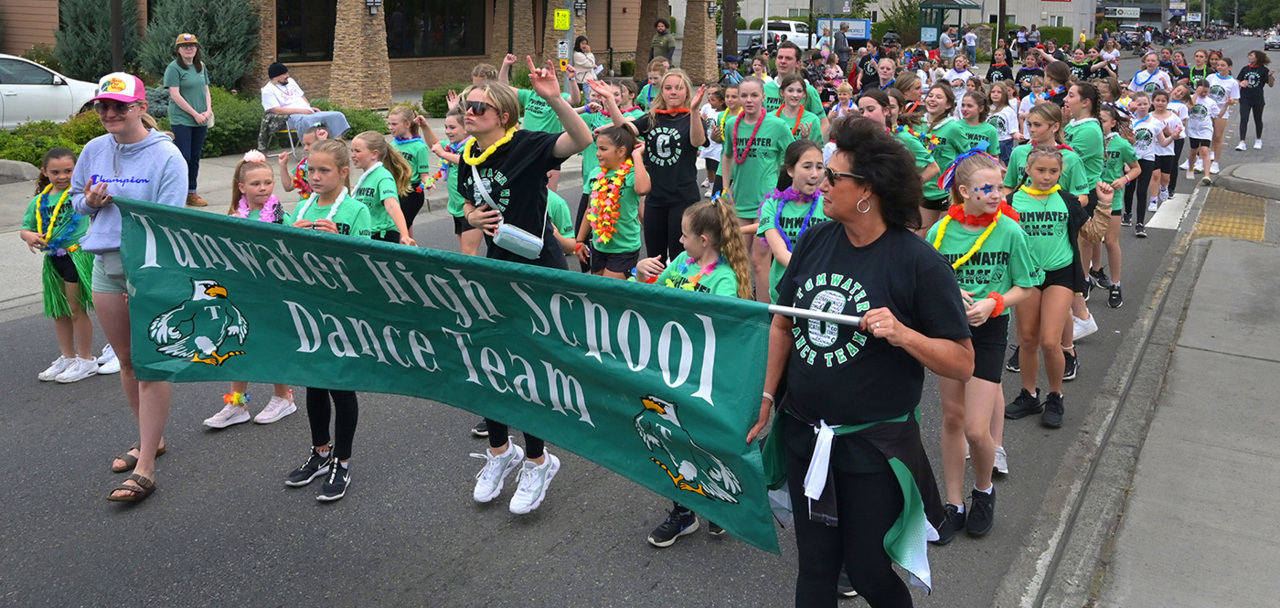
[93,100,137,114]
[823,167,863,184]
[465,100,500,116]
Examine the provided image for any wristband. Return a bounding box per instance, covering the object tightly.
[987,291,1006,317]
[762,392,775,404]
[574,243,585,254]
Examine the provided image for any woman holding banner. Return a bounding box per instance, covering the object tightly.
[460,57,592,515]
[748,117,973,606]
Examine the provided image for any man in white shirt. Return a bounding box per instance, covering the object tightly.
[964,29,977,64]
[257,62,350,151]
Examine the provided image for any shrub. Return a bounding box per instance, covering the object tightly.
[138,0,260,90]
[146,86,171,119]
[1038,26,1075,49]
[620,60,635,77]
[202,86,261,157]
[422,84,468,117]
[0,131,82,167]
[60,111,108,145]
[311,100,388,136]
[56,0,142,82]
[509,65,533,89]
[737,17,747,29]
[21,43,61,72]
[12,121,63,139]
[668,16,678,34]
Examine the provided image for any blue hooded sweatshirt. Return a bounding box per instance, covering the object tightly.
[71,129,188,254]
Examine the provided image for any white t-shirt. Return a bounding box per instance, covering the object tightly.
[1131,114,1163,160]
[988,105,1019,141]
[1152,114,1182,156]
[1129,69,1173,96]
[944,68,973,98]
[964,32,977,49]
[1017,93,1048,139]
[1205,73,1240,119]
[1167,100,1189,139]
[700,103,722,160]
[261,78,311,112]
[1186,96,1221,140]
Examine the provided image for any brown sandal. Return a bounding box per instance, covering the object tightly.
[111,441,167,474]
[106,473,156,502]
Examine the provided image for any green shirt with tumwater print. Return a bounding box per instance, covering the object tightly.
[924,213,1043,314]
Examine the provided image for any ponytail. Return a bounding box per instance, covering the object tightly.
[355,131,413,196]
[685,200,753,300]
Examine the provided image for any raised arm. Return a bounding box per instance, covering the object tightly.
[527,57,592,158]
[497,53,517,85]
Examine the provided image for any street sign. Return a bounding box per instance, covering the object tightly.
[1169,1,1186,9]
[816,19,872,40]
[554,9,570,30]
[557,39,570,59]
[1188,11,1202,22]
[1105,6,1140,19]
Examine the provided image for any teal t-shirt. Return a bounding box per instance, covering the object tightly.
[547,188,575,238]
[655,252,739,297]
[925,214,1043,312]
[637,83,656,110]
[756,193,829,303]
[1063,118,1105,186]
[579,109,642,194]
[286,193,373,239]
[922,117,968,201]
[724,113,792,219]
[1010,189,1073,272]
[956,120,1000,155]
[1102,134,1138,211]
[895,127,936,173]
[23,188,88,251]
[440,140,469,217]
[353,164,401,233]
[392,137,432,185]
[586,166,642,253]
[1004,144,1089,196]
[162,61,210,128]
[775,109,824,144]
[518,89,571,133]
[762,79,825,116]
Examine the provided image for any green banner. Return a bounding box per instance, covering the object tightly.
[115,199,779,553]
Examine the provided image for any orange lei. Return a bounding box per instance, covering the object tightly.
[586,159,634,244]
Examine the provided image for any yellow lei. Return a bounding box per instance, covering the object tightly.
[462,127,517,166]
[1019,184,1062,197]
[35,184,71,242]
[932,211,1003,270]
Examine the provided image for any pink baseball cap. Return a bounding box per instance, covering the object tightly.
[90,72,147,104]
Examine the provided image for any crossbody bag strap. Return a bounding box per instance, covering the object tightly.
[470,163,550,228]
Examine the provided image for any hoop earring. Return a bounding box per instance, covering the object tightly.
[856,197,871,214]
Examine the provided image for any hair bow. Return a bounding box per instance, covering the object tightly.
[242,150,267,163]
[935,142,997,192]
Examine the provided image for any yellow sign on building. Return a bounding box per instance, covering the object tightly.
[554,9,570,30]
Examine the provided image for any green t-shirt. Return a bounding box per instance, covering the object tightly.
[546,188,575,238]
[655,252,739,297]
[724,114,792,219]
[392,137,432,185]
[956,120,1000,156]
[762,79,825,116]
[353,164,401,233]
[1004,144,1089,196]
[895,127,936,173]
[1063,118,1105,186]
[23,188,88,251]
[924,215,1043,313]
[1101,134,1139,211]
[637,83,656,110]
[162,61,210,128]
[1009,189,1074,272]
[440,140,468,217]
[775,109,824,144]
[586,166,642,253]
[579,110,647,194]
[518,88,571,134]
[756,194,829,303]
[922,117,968,201]
[286,193,373,239]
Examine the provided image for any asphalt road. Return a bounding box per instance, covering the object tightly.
[1,35,1276,607]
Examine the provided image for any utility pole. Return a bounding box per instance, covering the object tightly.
[111,0,124,71]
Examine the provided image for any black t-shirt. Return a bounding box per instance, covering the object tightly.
[456,129,566,264]
[986,64,1014,83]
[857,53,879,91]
[1238,65,1270,100]
[1016,67,1044,97]
[633,112,706,205]
[775,222,970,425]
[1049,85,1067,107]
[1159,61,1182,81]
[1068,61,1091,82]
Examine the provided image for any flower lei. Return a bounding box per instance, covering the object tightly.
[585,159,633,244]
[946,201,1020,226]
[718,107,742,134]
[768,188,821,252]
[223,392,248,407]
[731,109,766,164]
[394,136,434,192]
[433,140,468,182]
[775,106,804,134]
[234,194,282,223]
[462,127,516,166]
[664,254,724,291]
[35,185,80,256]
[898,125,940,152]
[654,108,691,115]
[293,157,313,198]
[932,209,1004,270]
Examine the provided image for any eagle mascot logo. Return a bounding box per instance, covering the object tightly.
[633,395,742,503]
[148,279,248,366]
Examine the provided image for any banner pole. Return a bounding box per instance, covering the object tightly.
[767,305,863,327]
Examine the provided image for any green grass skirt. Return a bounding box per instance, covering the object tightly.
[41,249,95,319]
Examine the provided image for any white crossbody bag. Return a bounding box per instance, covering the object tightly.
[471,164,546,260]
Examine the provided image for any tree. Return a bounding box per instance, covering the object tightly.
[55,0,142,81]
[722,0,738,57]
[882,0,922,45]
[139,0,261,90]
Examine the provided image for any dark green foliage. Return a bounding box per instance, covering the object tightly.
[0,130,82,167]
[55,0,143,81]
[146,87,171,119]
[200,86,262,157]
[422,85,469,118]
[59,111,108,145]
[21,44,62,73]
[620,61,635,77]
[138,0,260,89]
[311,100,389,136]
[1038,27,1075,49]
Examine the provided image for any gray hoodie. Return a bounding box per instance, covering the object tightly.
[71,129,188,254]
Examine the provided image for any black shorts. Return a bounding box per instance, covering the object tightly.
[971,313,1011,383]
[49,253,80,283]
[1189,137,1210,149]
[1037,264,1077,291]
[589,246,640,274]
[1155,155,1176,173]
[399,190,425,226]
[1111,209,1123,216]
[921,195,950,211]
[373,230,400,243]
[453,215,478,235]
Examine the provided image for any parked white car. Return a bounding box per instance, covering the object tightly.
[765,20,818,52]
[0,54,99,129]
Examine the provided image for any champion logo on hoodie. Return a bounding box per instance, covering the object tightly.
[91,174,152,185]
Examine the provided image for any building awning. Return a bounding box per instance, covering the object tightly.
[919,0,982,10]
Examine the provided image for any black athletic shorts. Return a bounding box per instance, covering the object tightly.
[971,313,1010,383]
[453,215,478,235]
[589,246,640,274]
[1037,264,1077,291]
[49,253,80,283]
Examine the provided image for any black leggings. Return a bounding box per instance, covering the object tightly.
[644,199,697,261]
[1124,158,1157,225]
[1168,138,1185,193]
[399,190,425,228]
[574,192,591,272]
[785,439,912,607]
[486,421,544,459]
[1239,98,1265,141]
[306,388,359,460]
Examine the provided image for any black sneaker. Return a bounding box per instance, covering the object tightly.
[707,521,726,536]
[966,487,996,537]
[1108,284,1123,309]
[317,459,349,502]
[1005,345,1021,373]
[1121,212,1132,227]
[471,419,489,438]
[836,570,859,598]
[1063,350,1078,381]
[1090,268,1112,288]
[647,506,700,548]
[285,447,332,487]
[932,503,966,546]
[1135,223,1147,238]
[1041,392,1065,429]
[1005,388,1042,419]
[1082,277,1093,301]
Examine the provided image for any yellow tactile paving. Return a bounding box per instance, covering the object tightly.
[1194,189,1266,241]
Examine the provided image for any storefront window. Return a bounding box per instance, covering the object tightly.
[277,0,337,63]
[386,0,486,58]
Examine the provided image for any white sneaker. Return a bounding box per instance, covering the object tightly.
[1210,161,1221,174]
[1159,187,1169,202]
[1194,159,1204,172]
[1148,200,1160,212]
[98,354,120,375]
[1255,140,1263,149]
[254,393,297,424]
[38,356,73,381]
[1073,314,1099,341]
[54,357,98,383]
[1179,159,1189,171]
[471,440,524,503]
[1235,141,1248,151]
[994,446,1009,475]
[204,403,251,428]
[1186,170,1196,180]
[510,451,561,514]
[96,343,115,364]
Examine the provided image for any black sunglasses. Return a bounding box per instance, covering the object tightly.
[465,100,500,116]
[93,100,137,114]
[823,167,864,184]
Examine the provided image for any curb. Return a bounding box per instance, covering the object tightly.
[0,159,39,181]
[1214,163,1280,201]
[994,184,1211,608]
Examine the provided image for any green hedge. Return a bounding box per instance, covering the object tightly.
[0,121,82,167]
[311,99,388,136]
[668,16,677,34]
[620,60,635,77]
[1038,26,1075,49]
[202,86,263,157]
[60,111,108,145]
[21,43,60,72]
[422,84,469,118]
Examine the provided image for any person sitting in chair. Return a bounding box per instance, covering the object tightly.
[258,62,350,151]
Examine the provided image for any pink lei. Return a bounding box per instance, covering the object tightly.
[235,195,281,223]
